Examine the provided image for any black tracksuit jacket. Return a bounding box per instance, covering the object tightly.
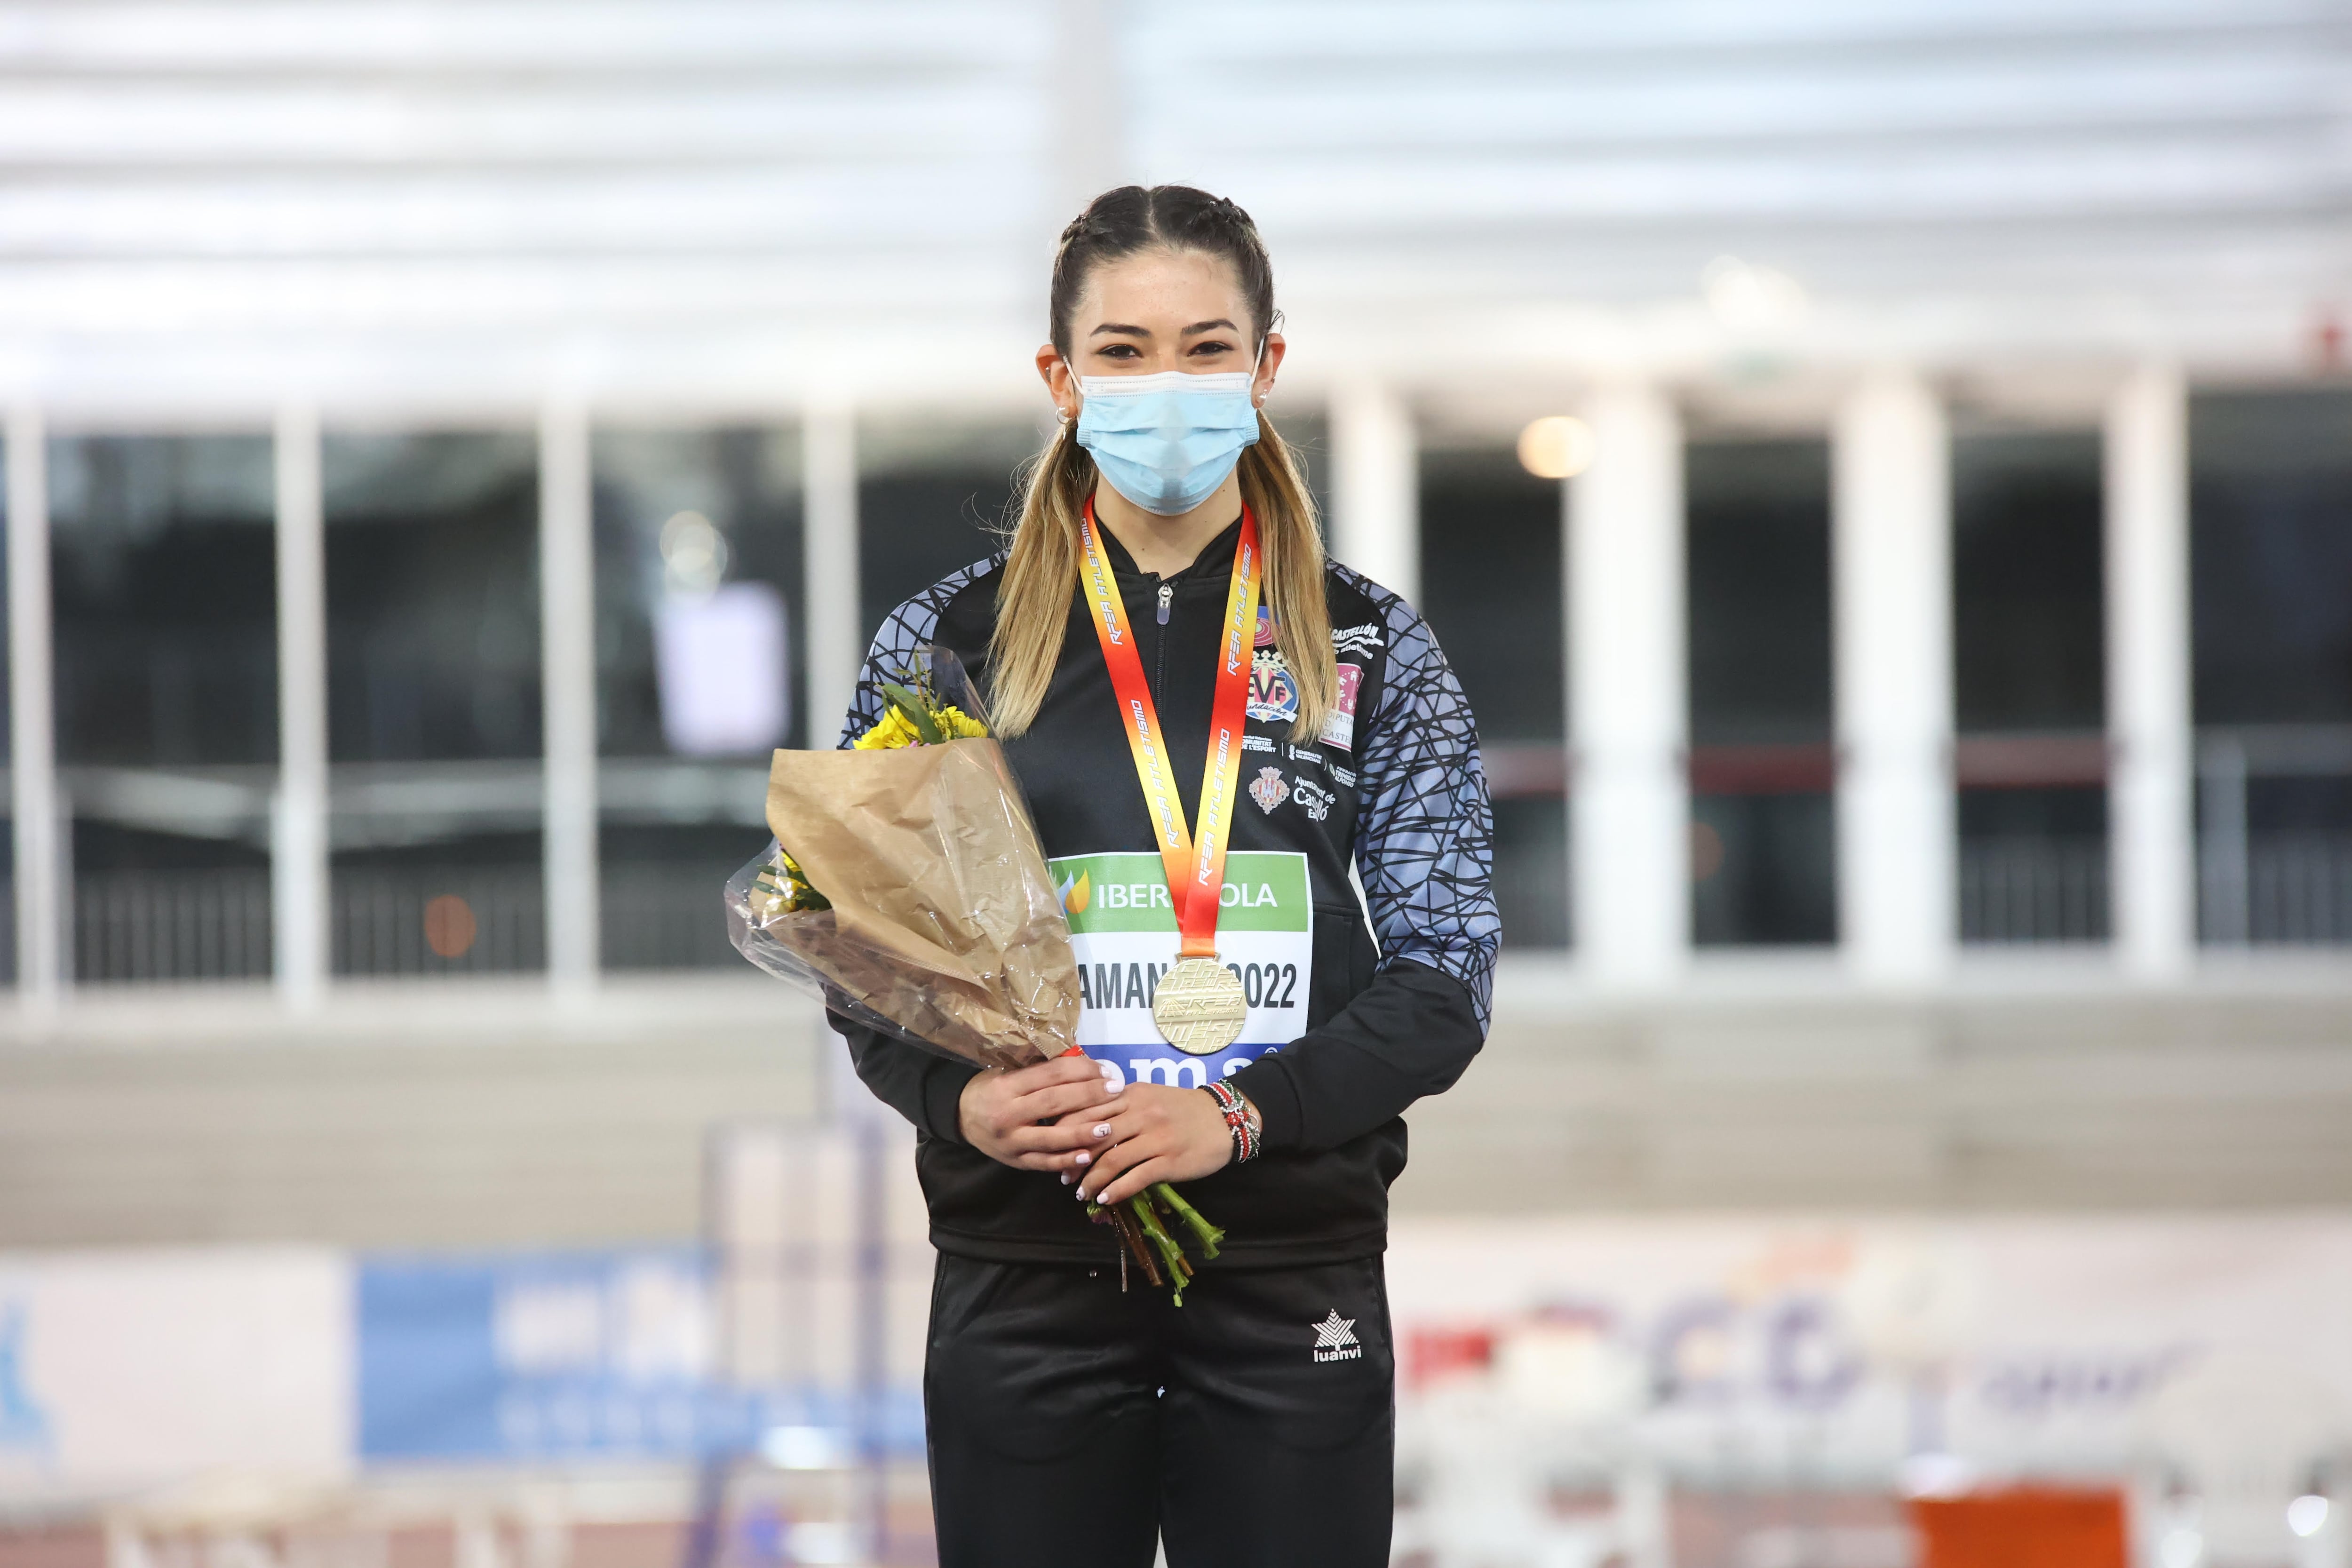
[835,516,1499,1269]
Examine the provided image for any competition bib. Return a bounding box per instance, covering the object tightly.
[1050,849,1312,1090]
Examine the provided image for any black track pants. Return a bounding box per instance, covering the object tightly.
[923,1252,1395,1568]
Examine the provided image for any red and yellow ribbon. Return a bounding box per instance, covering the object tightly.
[1076,499,1261,961]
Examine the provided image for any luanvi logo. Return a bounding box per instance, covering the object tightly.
[1311,1309,1362,1363]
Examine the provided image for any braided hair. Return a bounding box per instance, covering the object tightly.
[1049,186,1278,358]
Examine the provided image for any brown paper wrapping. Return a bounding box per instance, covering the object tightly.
[754,738,1081,1071]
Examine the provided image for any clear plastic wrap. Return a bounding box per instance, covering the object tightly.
[723,658,1080,1072]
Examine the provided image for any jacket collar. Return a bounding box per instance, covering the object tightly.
[1096,512,1246,586]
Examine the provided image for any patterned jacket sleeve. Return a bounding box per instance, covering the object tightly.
[1227,571,1500,1154]
[831,559,1002,1142]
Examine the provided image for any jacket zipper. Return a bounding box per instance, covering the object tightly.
[1152,581,1171,696]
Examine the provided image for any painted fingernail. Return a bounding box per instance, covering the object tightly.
[1092,1123,1112,1138]
[1074,1151,1091,1166]
[1060,1172,1072,1185]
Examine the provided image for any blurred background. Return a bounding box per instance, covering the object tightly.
[0,2,2349,1565]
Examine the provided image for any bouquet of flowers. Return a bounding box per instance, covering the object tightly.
[725,646,1224,1299]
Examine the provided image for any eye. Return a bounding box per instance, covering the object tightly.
[1098,343,1140,360]
[1188,339,1235,358]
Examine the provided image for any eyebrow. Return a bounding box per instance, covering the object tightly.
[1086,318,1242,339]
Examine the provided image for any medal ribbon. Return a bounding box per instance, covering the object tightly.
[1077,498,1261,962]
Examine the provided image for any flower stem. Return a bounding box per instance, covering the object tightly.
[1152,1182,1224,1260]
[1128,1196,1192,1303]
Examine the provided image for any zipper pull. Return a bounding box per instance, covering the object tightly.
[1156,584,1173,625]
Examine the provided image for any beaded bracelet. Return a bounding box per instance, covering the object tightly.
[1202,1079,1260,1163]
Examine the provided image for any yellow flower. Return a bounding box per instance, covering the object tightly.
[853,707,923,750]
[935,704,989,739]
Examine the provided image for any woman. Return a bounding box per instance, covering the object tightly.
[837,184,1498,1568]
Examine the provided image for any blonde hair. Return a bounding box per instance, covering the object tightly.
[985,184,1336,740]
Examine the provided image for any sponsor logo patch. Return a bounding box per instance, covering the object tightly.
[1249,766,1290,814]
[1331,623,1384,658]
[1291,779,1335,822]
[1248,649,1300,725]
[1311,1309,1362,1363]
[1330,764,1357,790]
[1319,663,1363,751]
[1242,733,1276,753]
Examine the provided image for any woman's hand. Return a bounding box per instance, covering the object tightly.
[1063,1082,1233,1207]
[958,1055,1121,1172]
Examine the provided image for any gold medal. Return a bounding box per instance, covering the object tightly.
[1151,956,1249,1056]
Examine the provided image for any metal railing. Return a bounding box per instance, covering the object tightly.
[604,863,742,971]
[75,868,271,982]
[1959,838,2109,945]
[37,810,2352,984]
[332,867,547,976]
[2236,834,2352,946]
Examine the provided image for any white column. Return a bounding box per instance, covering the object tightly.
[2105,366,2195,975]
[1568,383,1687,986]
[6,406,59,1008]
[272,406,329,1005]
[1833,369,1955,985]
[803,406,861,745]
[539,398,598,990]
[1329,383,1419,604]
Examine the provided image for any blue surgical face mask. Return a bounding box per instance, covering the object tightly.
[1073,364,1262,517]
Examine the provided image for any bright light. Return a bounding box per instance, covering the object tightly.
[660,509,729,596]
[1517,415,1595,480]
[1899,1451,1973,1499]
[2159,1527,2202,1568]
[760,1424,849,1470]
[785,1522,864,1564]
[1701,255,1808,331]
[2289,1495,2330,1538]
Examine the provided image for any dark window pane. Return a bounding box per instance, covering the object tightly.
[1491,796,1567,950]
[1686,438,1836,947]
[1952,430,2104,733]
[48,434,276,984]
[325,432,540,763]
[1418,446,1562,746]
[856,420,1031,654]
[1686,438,1831,746]
[2190,390,2352,725]
[326,432,542,976]
[51,434,276,767]
[1692,792,1837,947]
